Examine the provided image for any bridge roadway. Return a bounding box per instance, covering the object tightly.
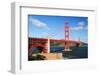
[29,37,80,44]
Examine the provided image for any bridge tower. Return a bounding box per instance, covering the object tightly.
[78,37,81,46]
[78,38,80,44]
[64,22,71,51]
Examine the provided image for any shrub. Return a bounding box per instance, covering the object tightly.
[28,54,47,60]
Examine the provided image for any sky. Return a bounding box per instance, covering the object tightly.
[28,15,88,43]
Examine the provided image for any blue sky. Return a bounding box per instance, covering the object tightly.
[28,15,88,43]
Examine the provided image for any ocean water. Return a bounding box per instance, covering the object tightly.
[50,46,88,59]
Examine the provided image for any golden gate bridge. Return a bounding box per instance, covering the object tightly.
[28,22,81,56]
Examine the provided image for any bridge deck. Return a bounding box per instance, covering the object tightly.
[29,37,79,44]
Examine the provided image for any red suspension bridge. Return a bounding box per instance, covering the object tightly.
[28,22,81,56]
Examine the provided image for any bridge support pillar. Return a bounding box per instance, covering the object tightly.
[47,38,50,53]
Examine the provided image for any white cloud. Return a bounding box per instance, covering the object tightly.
[70,21,87,31]
[78,21,85,27]
[31,18,48,29]
[70,27,83,30]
